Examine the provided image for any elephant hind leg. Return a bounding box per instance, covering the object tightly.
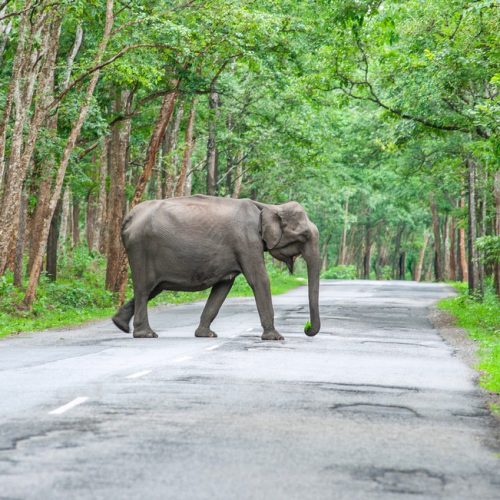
[112,298,134,333]
[112,285,164,334]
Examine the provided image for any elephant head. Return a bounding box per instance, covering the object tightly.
[259,201,321,337]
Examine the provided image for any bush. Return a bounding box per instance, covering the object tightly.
[321,265,357,280]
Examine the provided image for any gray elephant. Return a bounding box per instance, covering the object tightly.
[112,195,321,340]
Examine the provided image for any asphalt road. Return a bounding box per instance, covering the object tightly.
[1,280,499,499]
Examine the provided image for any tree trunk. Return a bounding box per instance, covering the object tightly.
[494,170,500,298]
[46,198,62,280]
[13,191,27,287]
[86,191,96,250]
[338,195,349,265]
[467,158,481,298]
[175,97,197,197]
[429,193,443,281]
[443,214,449,279]
[60,188,71,245]
[94,138,108,252]
[392,225,404,279]
[458,196,468,282]
[23,0,115,306]
[414,231,429,282]
[72,199,80,247]
[449,216,456,281]
[231,152,244,199]
[398,252,406,280]
[105,89,132,291]
[163,101,184,197]
[0,8,61,275]
[206,86,219,196]
[362,224,371,279]
[27,170,52,274]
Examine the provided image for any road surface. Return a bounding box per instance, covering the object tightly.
[0,280,499,499]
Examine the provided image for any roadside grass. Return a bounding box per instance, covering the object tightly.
[0,248,305,338]
[438,281,500,395]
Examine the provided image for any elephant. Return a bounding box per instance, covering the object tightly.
[111,194,321,340]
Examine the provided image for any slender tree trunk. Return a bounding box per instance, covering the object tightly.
[27,171,52,274]
[13,191,27,287]
[338,195,349,265]
[494,170,500,298]
[132,87,179,208]
[467,158,481,298]
[0,5,31,190]
[46,198,62,280]
[449,216,456,281]
[477,168,487,292]
[231,152,244,199]
[72,199,80,247]
[398,252,406,280]
[458,196,468,282]
[23,0,115,306]
[175,97,197,197]
[206,86,219,196]
[414,231,429,282]
[429,193,443,281]
[86,191,96,250]
[60,188,71,245]
[392,225,404,279]
[94,138,108,252]
[362,224,371,279]
[443,214,449,279]
[163,102,184,198]
[105,89,132,291]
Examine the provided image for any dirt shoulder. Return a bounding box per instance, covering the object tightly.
[429,306,500,423]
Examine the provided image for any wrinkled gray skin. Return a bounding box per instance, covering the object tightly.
[112,195,321,340]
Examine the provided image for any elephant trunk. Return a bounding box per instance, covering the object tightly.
[302,237,321,337]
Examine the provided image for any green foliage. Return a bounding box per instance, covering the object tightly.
[322,265,357,280]
[439,282,500,393]
[476,236,500,265]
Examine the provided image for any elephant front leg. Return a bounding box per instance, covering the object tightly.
[243,261,284,341]
[195,278,235,337]
[132,289,158,338]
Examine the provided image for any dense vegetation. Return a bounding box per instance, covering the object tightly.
[0,0,498,355]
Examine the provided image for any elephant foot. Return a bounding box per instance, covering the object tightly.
[261,330,284,341]
[112,314,130,333]
[195,326,218,338]
[133,328,158,338]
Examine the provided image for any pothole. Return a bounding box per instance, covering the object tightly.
[369,468,445,495]
[331,403,420,418]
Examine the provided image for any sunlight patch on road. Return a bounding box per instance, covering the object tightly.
[126,370,152,379]
[49,397,88,415]
[172,356,192,363]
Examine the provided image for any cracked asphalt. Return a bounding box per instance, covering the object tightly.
[0,280,499,499]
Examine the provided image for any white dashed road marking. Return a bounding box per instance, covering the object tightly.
[126,370,152,379]
[49,397,88,415]
[205,344,220,351]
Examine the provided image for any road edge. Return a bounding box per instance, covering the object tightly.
[429,306,500,429]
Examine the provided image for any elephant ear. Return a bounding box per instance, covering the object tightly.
[260,207,282,249]
[279,202,311,247]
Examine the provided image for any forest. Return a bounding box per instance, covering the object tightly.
[0,0,498,332]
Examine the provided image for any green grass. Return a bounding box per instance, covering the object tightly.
[0,248,305,338]
[438,282,500,394]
